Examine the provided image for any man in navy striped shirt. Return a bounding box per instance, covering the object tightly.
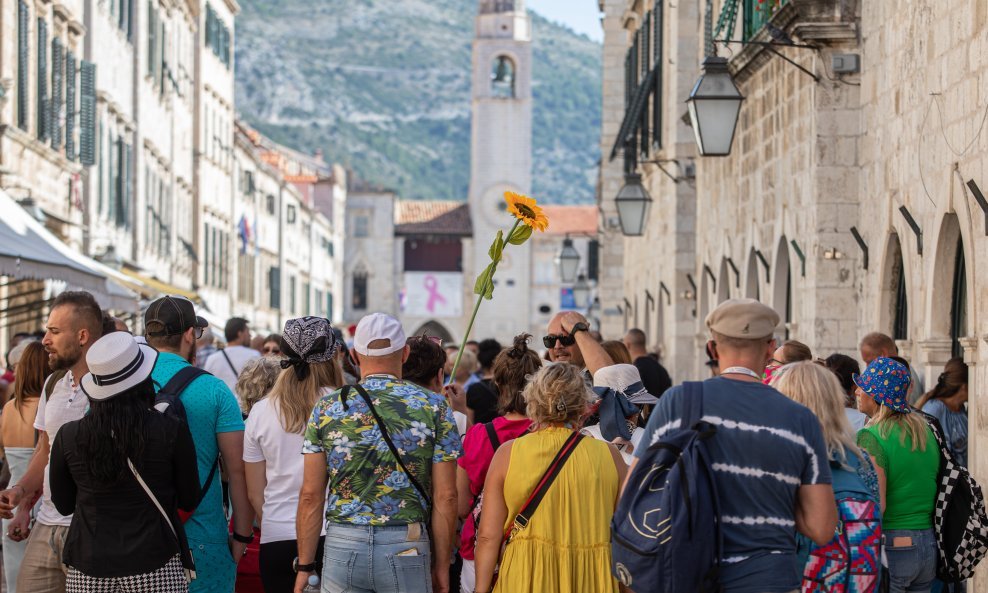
[631,299,837,593]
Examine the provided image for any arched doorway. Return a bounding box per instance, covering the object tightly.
[745,249,760,300]
[772,237,792,339]
[930,215,968,357]
[878,234,908,340]
[411,320,455,345]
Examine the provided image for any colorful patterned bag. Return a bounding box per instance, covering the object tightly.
[801,453,882,593]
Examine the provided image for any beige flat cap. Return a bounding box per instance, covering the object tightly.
[705,298,780,339]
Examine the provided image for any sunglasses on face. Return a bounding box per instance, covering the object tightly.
[263,346,281,355]
[543,334,576,349]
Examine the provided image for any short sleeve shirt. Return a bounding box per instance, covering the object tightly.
[152,352,245,544]
[303,375,462,526]
[637,377,832,593]
[34,371,87,527]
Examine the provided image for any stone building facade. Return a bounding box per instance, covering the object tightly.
[607,1,988,583]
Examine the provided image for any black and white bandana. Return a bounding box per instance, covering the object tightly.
[280,317,338,380]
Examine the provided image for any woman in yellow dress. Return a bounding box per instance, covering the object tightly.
[473,363,627,593]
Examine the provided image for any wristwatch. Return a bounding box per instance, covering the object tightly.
[567,322,589,337]
[293,557,316,573]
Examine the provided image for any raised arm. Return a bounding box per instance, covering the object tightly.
[559,311,613,375]
[294,452,330,593]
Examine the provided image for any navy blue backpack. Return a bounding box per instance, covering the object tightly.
[611,381,722,593]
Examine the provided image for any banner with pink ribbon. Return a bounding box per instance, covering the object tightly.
[403,272,463,318]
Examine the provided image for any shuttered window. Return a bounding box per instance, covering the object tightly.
[37,18,48,141]
[652,0,663,150]
[79,61,97,166]
[65,52,76,159]
[17,1,29,131]
[587,240,600,281]
[51,37,63,149]
[269,267,281,309]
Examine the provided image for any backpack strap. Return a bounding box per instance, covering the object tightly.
[160,366,208,398]
[157,366,217,512]
[43,369,69,400]
[681,381,705,431]
[341,384,433,509]
[484,422,501,450]
[506,431,585,541]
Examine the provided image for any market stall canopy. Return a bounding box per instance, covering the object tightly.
[0,189,106,293]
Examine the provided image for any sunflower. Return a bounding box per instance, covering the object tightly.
[504,191,549,232]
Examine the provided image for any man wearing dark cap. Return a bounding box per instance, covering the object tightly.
[143,296,255,593]
[629,298,838,593]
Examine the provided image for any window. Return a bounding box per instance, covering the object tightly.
[587,240,600,281]
[289,275,297,314]
[204,4,231,69]
[950,238,967,358]
[268,266,281,309]
[50,37,63,149]
[303,282,311,315]
[266,194,276,214]
[79,60,97,166]
[286,204,297,224]
[17,1,29,131]
[315,289,324,316]
[352,271,368,310]
[353,215,369,237]
[37,18,48,142]
[892,254,908,340]
[491,56,515,98]
[238,252,255,303]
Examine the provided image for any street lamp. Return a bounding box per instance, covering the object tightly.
[615,174,652,236]
[572,274,590,308]
[686,56,745,157]
[556,237,580,283]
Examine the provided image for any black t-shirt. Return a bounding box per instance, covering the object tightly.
[49,410,201,577]
[467,378,500,424]
[634,355,672,398]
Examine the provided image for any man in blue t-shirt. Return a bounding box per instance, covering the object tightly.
[144,296,255,593]
[631,298,837,593]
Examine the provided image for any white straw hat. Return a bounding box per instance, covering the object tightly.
[81,332,158,401]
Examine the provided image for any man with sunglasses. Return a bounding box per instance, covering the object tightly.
[144,296,256,593]
[544,311,590,368]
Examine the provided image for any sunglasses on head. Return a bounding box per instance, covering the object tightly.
[543,334,576,349]
[412,334,443,347]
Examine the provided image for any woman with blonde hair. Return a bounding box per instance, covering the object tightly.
[473,363,626,593]
[855,358,939,593]
[235,356,281,416]
[771,362,881,586]
[243,317,343,592]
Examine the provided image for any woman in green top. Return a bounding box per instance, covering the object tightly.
[855,357,940,593]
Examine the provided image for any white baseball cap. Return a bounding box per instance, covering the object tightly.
[353,313,407,356]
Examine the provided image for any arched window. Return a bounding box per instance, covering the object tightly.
[491,56,515,98]
[772,238,792,340]
[892,254,908,340]
[950,237,967,358]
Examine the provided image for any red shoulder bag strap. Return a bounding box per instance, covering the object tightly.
[504,431,584,543]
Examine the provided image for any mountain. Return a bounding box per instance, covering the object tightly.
[235,0,602,204]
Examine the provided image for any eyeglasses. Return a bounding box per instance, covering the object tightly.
[542,334,576,349]
[263,346,281,355]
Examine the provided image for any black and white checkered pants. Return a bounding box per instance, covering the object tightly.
[65,555,187,593]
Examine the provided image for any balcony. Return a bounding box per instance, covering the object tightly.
[743,0,788,40]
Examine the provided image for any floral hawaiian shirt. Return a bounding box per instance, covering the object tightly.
[302,375,462,526]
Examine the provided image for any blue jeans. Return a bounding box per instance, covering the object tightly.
[322,522,432,593]
[885,528,937,593]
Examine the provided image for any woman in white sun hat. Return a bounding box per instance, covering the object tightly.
[48,331,201,592]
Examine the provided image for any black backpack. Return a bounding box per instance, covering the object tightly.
[154,366,219,523]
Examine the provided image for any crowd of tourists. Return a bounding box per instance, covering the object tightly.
[0,291,976,593]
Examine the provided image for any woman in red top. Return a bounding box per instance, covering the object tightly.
[456,333,541,593]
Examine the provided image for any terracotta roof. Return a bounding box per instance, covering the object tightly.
[395,201,472,236]
[541,205,598,236]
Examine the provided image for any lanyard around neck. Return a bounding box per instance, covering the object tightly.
[720,366,762,380]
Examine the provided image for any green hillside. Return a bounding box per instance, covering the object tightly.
[235,0,602,204]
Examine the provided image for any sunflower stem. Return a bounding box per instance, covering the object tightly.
[446,219,522,386]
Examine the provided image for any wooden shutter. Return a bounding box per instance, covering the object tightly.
[37,18,48,141]
[79,61,97,166]
[51,37,63,149]
[17,1,29,130]
[148,3,157,80]
[587,240,600,281]
[65,51,76,159]
[158,19,166,91]
[652,0,663,150]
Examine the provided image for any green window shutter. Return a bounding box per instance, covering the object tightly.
[147,3,156,79]
[37,18,48,141]
[65,51,76,159]
[652,0,663,150]
[17,1,29,130]
[115,138,124,226]
[50,37,62,149]
[79,61,97,166]
[158,20,166,91]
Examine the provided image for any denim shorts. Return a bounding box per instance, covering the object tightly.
[884,528,937,593]
[322,522,432,593]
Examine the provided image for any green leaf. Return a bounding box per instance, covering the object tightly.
[474,262,496,296]
[507,224,533,245]
[487,231,504,262]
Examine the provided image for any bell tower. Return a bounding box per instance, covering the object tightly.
[468,0,533,342]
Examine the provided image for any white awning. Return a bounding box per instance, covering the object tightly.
[0,189,138,312]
